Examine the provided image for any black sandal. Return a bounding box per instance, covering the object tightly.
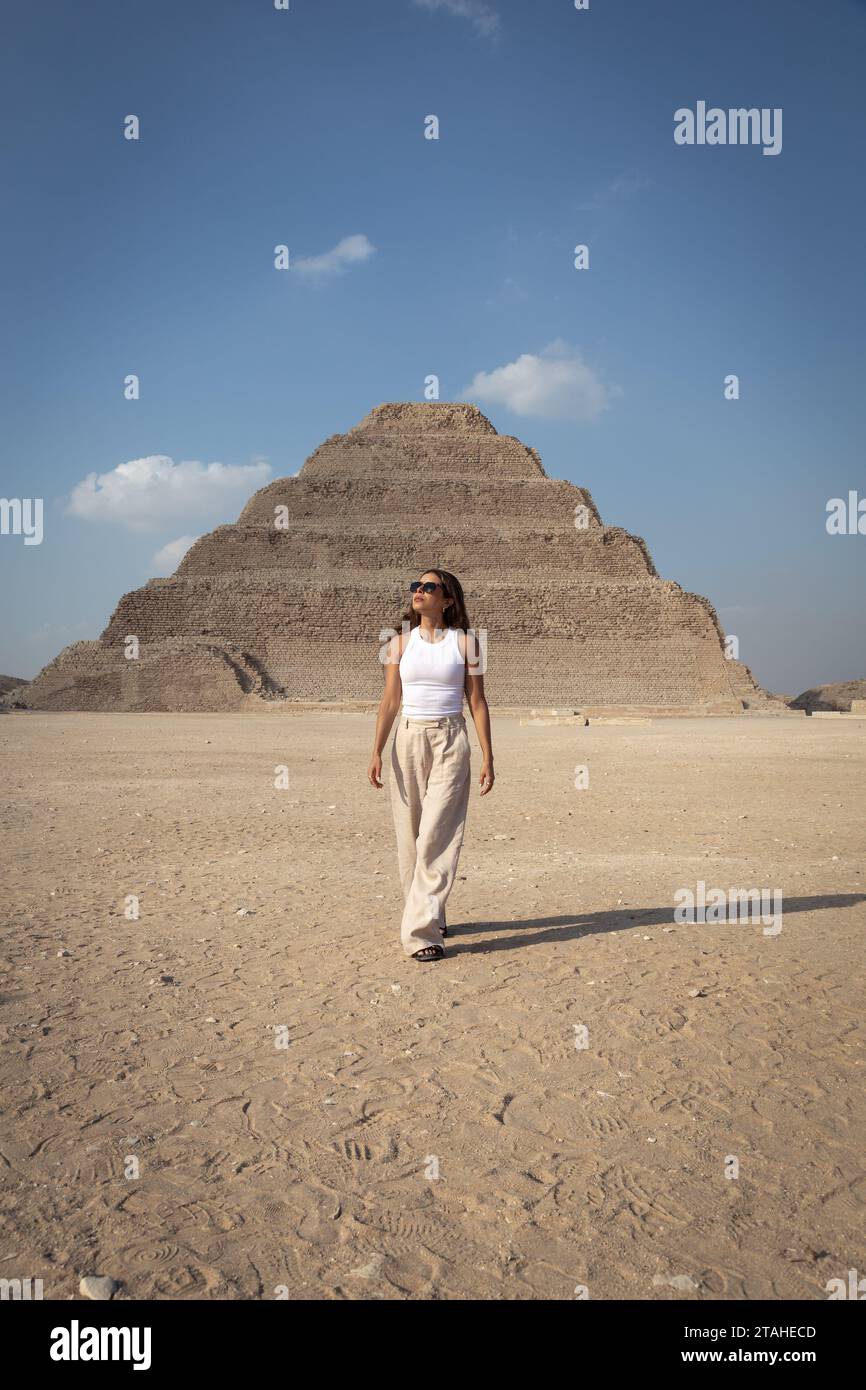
[412,944,445,962]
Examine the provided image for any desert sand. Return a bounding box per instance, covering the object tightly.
[1,711,864,1300]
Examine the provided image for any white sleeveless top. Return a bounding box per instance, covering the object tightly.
[399,625,465,718]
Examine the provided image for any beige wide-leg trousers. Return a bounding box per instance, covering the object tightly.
[389,713,471,955]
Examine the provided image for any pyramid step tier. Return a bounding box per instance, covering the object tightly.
[103,574,724,646]
[176,525,655,579]
[300,433,546,481]
[18,632,737,710]
[237,475,600,525]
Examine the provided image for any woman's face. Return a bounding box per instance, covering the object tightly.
[412,571,449,623]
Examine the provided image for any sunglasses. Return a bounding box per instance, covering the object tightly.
[409,580,445,595]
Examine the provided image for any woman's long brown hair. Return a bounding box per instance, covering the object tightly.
[399,567,471,633]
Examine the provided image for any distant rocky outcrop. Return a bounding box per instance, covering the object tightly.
[0,675,30,709]
[13,401,774,713]
[790,679,866,713]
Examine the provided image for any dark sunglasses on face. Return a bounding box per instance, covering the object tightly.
[409,581,444,595]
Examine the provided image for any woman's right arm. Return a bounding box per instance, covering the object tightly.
[368,633,403,789]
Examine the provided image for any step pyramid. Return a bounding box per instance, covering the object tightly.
[15,402,753,712]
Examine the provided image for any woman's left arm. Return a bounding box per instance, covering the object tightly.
[462,632,494,795]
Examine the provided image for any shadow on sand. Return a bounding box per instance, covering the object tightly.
[445,893,866,955]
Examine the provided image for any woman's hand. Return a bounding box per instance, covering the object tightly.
[368,754,383,789]
[479,759,495,795]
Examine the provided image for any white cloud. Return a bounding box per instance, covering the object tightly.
[293,234,375,278]
[460,340,620,422]
[485,275,529,308]
[24,619,91,647]
[151,535,199,575]
[67,456,271,532]
[413,0,500,38]
[580,171,649,212]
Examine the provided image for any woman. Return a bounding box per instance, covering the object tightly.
[368,569,495,961]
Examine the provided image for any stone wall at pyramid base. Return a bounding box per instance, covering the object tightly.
[11,627,744,713]
[4,639,278,713]
[264,635,740,707]
[725,659,793,711]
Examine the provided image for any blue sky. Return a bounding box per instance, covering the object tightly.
[1,0,864,695]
